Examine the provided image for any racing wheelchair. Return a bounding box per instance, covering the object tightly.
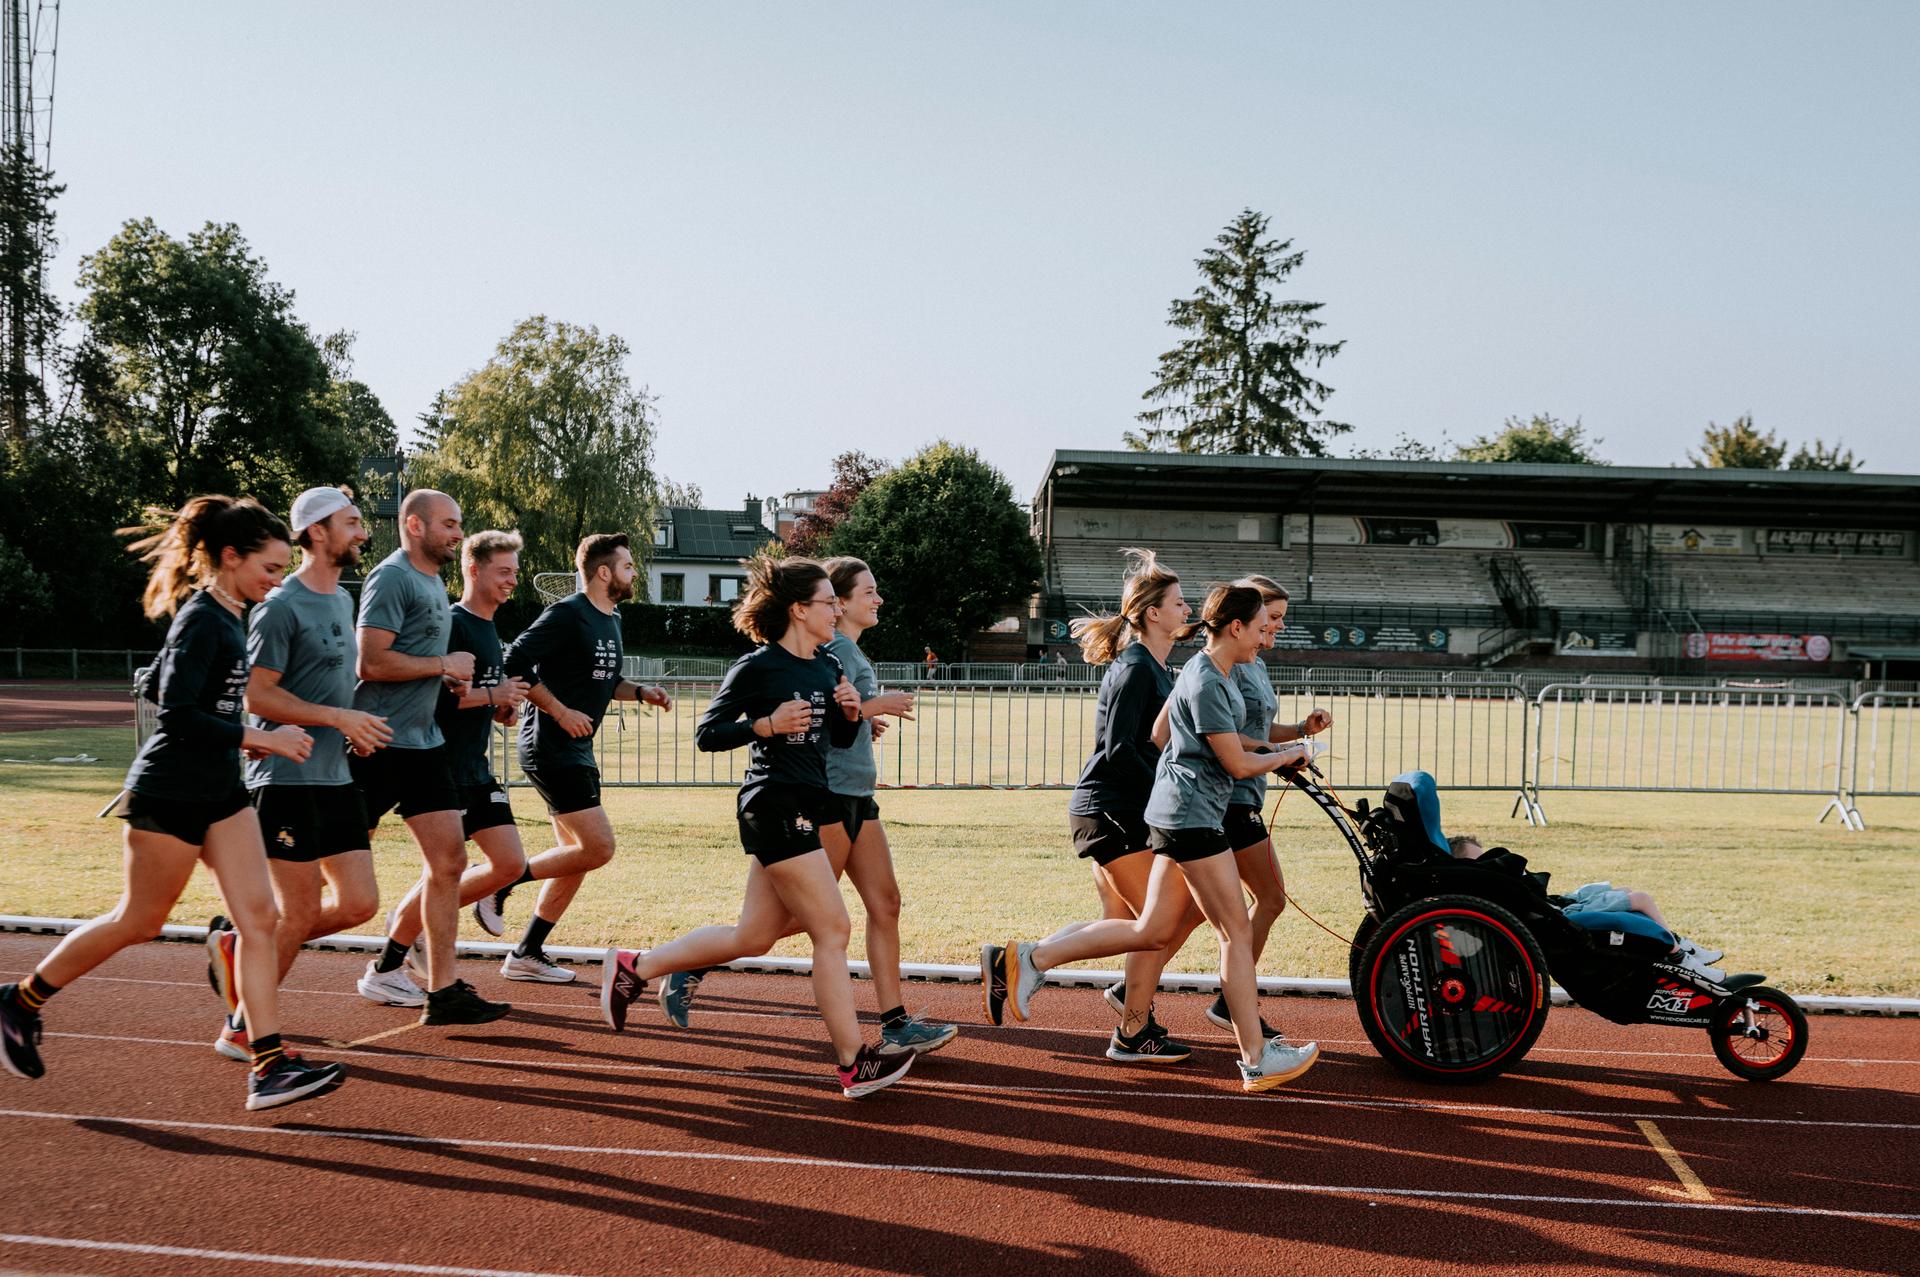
[1286,766,1808,1084]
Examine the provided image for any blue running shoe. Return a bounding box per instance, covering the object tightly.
[658,969,701,1029]
[881,1014,957,1055]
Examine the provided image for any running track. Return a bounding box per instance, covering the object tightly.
[1,934,1915,1277]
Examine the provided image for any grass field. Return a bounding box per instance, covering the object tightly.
[2,725,1916,997]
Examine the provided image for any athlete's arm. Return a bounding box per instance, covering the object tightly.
[524,682,593,738]
[612,680,673,710]
[695,658,762,752]
[1204,731,1301,780]
[1269,707,1334,742]
[246,666,392,754]
[153,612,246,749]
[357,624,465,684]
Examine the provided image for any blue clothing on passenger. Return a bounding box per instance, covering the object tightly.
[1143,653,1244,831]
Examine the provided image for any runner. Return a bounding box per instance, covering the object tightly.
[599,554,914,1098]
[380,530,534,974]
[982,583,1323,1092]
[213,486,393,1063]
[653,556,954,1055]
[0,495,343,1109]
[486,533,671,982]
[350,488,509,1025]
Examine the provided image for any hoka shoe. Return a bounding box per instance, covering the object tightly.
[1007,942,1045,1022]
[206,917,238,1015]
[420,979,510,1026]
[501,950,576,984]
[246,1054,344,1111]
[881,1014,957,1055]
[838,1043,914,1098]
[601,948,643,1033]
[0,985,45,1080]
[357,960,426,1008]
[1106,1023,1194,1064]
[658,969,701,1029]
[1239,1038,1320,1092]
[980,944,1008,1026]
[1205,993,1285,1041]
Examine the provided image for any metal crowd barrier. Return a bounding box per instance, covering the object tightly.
[1839,691,1920,830]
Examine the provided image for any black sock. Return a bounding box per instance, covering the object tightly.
[880,1005,908,1031]
[517,915,556,958]
[13,972,58,1013]
[249,1031,284,1071]
[512,867,535,888]
[374,938,409,974]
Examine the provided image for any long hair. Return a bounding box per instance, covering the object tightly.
[1182,582,1266,644]
[1234,573,1290,605]
[1071,547,1180,665]
[734,553,829,644]
[124,495,291,620]
[822,555,871,599]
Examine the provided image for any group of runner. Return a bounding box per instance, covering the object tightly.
[0,490,1328,1108]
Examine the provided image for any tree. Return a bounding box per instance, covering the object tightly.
[653,476,704,508]
[1456,414,1606,465]
[1787,439,1860,471]
[827,441,1041,661]
[789,449,888,556]
[1126,208,1349,456]
[0,143,65,441]
[1690,414,1785,469]
[74,219,375,512]
[409,316,658,578]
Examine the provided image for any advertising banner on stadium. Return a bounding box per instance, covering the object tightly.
[1558,629,1637,657]
[1761,528,1908,557]
[1682,632,1832,662]
[1284,515,1588,550]
[1271,623,1450,653]
[1648,524,1744,554]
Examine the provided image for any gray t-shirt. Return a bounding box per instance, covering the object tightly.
[246,576,357,788]
[351,549,452,750]
[1228,659,1280,808]
[822,632,878,796]
[1144,653,1246,831]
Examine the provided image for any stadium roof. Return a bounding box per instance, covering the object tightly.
[1035,452,1920,529]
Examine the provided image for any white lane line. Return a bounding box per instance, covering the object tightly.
[3,1109,1916,1225]
[0,1233,590,1277]
[31,1033,1920,1132]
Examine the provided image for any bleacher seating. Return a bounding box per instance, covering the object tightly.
[1665,555,1920,616]
[1051,539,1499,609]
[1515,553,1631,611]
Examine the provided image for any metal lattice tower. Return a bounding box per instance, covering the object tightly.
[1,0,56,440]
[1,0,56,166]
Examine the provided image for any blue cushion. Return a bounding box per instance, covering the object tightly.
[1561,909,1674,948]
[1388,770,1450,859]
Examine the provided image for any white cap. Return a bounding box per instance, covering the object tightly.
[290,486,355,535]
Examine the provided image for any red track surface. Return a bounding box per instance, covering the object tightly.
[1,933,1916,1276]
[0,684,133,734]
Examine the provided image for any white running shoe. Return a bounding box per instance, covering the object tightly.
[1679,937,1725,965]
[501,950,577,983]
[473,891,506,938]
[357,960,426,1007]
[1239,1039,1320,1092]
[1677,953,1727,984]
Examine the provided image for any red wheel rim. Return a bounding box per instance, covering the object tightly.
[1725,996,1796,1068]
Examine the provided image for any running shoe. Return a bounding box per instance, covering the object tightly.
[246,1054,345,1111]
[1238,1038,1320,1092]
[881,1014,957,1055]
[1103,980,1160,1021]
[501,950,577,984]
[657,969,701,1028]
[1679,938,1725,965]
[473,889,507,938]
[205,916,238,1015]
[420,979,511,1026]
[837,1043,914,1098]
[1205,994,1285,1041]
[1007,941,1045,1022]
[1677,955,1728,984]
[601,948,643,1033]
[356,960,427,1008]
[404,937,429,986]
[0,985,45,1080]
[214,1019,251,1062]
[979,944,1008,1025]
[1106,1023,1193,1064]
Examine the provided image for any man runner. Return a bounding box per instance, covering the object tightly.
[350,488,509,1024]
[489,533,670,980]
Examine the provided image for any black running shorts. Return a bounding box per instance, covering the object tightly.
[1225,802,1270,852]
[1068,810,1151,866]
[253,783,370,862]
[738,784,842,867]
[350,745,460,827]
[458,780,517,839]
[523,763,602,817]
[830,794,881,844]
[119,785,252,846]
[1148,824,1233,864]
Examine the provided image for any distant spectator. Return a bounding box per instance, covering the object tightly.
[923,647,938,681]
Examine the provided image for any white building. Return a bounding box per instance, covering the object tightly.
[647,496,776,607]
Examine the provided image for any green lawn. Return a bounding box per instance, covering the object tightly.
[2,726,1915,996]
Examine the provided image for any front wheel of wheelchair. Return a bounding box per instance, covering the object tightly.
[1354,894,1551,1084]
[1708,986,1808,1082]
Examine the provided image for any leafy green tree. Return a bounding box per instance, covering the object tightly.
[1786,439,1860,471]
[1689,414,1785,469]
[1127,208,1349,456]
[1456,414,1606,465]
[827,441,1041,661]
[409,316,658,578]
[0,144,65,441]
[654,477,704,508]
[789,449,888,556]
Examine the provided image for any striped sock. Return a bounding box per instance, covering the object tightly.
[13,973,58,1013]
[249,1032,285,1072]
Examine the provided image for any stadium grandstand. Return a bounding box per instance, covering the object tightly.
[1026,452,1920,677]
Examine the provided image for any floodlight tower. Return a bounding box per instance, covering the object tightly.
[1,0,57,441]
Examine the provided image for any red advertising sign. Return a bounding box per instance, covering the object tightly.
[1684,632,1832,662]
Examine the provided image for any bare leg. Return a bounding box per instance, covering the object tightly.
[388,826,527,946]
[525,807,616,928]
[1234,837,1287,964]
[199,806,285,1042]
[404,809,468,992]
[1029,856,1194,973]
[761,850,862,1066]
[839,820,903,1013]
[34,827,200,989]
[270,850,379,979]
[1626,890,1671,932]
[1178,851,1264,1065]
[631,858,795,981]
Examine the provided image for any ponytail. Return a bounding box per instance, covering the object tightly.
[1071,547,1181,665]
[734,553,829,644]
[1181,583,1266,643]
[124,495,291,619]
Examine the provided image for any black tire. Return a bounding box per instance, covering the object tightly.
[1354,893,1551,1084]
[1708,985,1809,1082]
[1349,916,1379,994]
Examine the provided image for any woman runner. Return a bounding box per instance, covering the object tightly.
[983,583,1322,1091]
[599,555,914,1098]
[0,496,345,1109]
[655,557,955,1055]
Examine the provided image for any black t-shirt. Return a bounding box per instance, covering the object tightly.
[504,593,623,769]
[126,589,249,801]
[1067,642,1175,818]
[436,603,506,785]
[695,642,859,809]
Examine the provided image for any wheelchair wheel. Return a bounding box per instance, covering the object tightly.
[1349,916,1378,994]
[1708,986,1808,1082]
[1354,893,1551,1084]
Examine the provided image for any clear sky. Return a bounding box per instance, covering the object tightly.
[45,3,1920,507]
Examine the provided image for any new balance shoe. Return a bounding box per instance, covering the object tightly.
[1007,941,1045,1022]
[980,944,1008,1025]
[1239,1038,1320,1092]
[1205,994,1285,1041]
[1106,1023,1193,1064]
[501,950,577,984]
[882,1015,958,1055]
[205,917,238,1015]
[246,1054,345,1111]
[601,948,643,1033]
[214,1020,251,1062]
[357,960,426,1008]
[0,985,45,1080]
[420,979,511,1026]
[837,1043,914,1098]
[1103,980,1160,1022]
[473,888,508,938]
[658,969,701,1029]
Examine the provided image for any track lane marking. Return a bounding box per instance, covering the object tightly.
[1636,1119,1713,1201]
[330,1021,423,1049]
[0,1233,589,1277]
[2,1108,1915,1224]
